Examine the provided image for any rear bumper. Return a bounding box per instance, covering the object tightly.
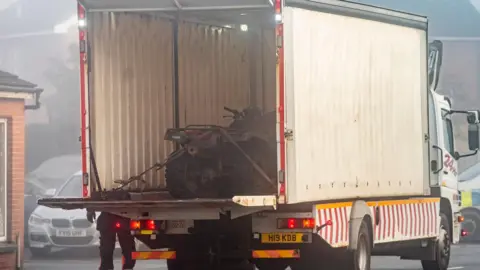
[131,249,301,260]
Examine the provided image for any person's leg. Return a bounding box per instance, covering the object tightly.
[97,213,116,270]
[98,229,116,270]
[117,230,136,270]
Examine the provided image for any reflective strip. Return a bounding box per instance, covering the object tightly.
[131,251,176,260]
[314,199,440,247]
[315,198,440,210]
[251,249,300,258]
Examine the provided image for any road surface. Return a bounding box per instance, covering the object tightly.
[24,244,479,270]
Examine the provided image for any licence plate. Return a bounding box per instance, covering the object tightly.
[261,233,305,243]
[56,230,87,237]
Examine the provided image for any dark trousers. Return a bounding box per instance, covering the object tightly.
[97,212,136,270]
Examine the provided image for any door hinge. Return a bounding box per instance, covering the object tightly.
[285,129,293,141]
[424,133,429,142]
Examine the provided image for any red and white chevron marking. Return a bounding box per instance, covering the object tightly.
[316,205,352,247]
[370,201,439,243]
[314,199,440,247]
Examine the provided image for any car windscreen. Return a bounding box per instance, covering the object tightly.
[57,175,83,197]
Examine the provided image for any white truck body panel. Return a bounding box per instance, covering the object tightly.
[82,0,432,204]
[282,4,430,203]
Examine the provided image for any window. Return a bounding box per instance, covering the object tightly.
[0,120,7,242]
[57,175,83,198]
[442,110,455,155]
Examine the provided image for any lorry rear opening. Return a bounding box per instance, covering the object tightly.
[82,1,281,200]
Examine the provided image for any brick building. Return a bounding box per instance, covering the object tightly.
[0,70,42,269]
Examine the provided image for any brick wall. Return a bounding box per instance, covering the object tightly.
[0,253,15,270]
[0,99,25,269]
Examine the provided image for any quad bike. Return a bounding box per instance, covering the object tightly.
[163,106,277,199]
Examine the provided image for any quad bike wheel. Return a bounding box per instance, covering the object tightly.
[165,152,221,198]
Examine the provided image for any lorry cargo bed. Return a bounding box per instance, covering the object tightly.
[75,0,430,205]
[38,194,277,219]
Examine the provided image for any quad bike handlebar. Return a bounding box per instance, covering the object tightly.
[223,106,244,120]
[223,106,240,115]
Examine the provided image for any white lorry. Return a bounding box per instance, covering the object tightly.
[39,0,479,269]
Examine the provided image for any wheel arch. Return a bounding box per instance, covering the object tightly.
[348,200,373,250]
[440,197,453,240]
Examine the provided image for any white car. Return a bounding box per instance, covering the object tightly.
[27,171,102,256]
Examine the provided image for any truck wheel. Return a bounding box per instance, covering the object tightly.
[460,209,480,242]
[421,213,450,270]
[344,219,372,270]
[293,219,372,270]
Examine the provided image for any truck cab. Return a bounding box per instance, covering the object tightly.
[428,40,480,244]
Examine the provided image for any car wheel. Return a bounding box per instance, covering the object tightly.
[29,247,51,258]
[460,209,480,242]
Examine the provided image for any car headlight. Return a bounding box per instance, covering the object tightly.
[28,215,50,226]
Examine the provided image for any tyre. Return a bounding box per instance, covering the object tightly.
[166,236,211,270]
[166,255,211,270]
[344,219,372,270]
[292,219,371,270]
[421,213,450,270]
[165,152,198,199]
[460,208,480,242]
[29,247,51,258]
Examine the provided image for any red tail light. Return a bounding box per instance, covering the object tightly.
[461,229,468,237]
[130,221,141,230]
[115,222,121,229]
[82,186,88,197]
[275,0,282,14]
[278,218,315,229]
[302,218,315,229]
[130,220,159,231]
[146,220,156,230]
[288,218,295,229]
